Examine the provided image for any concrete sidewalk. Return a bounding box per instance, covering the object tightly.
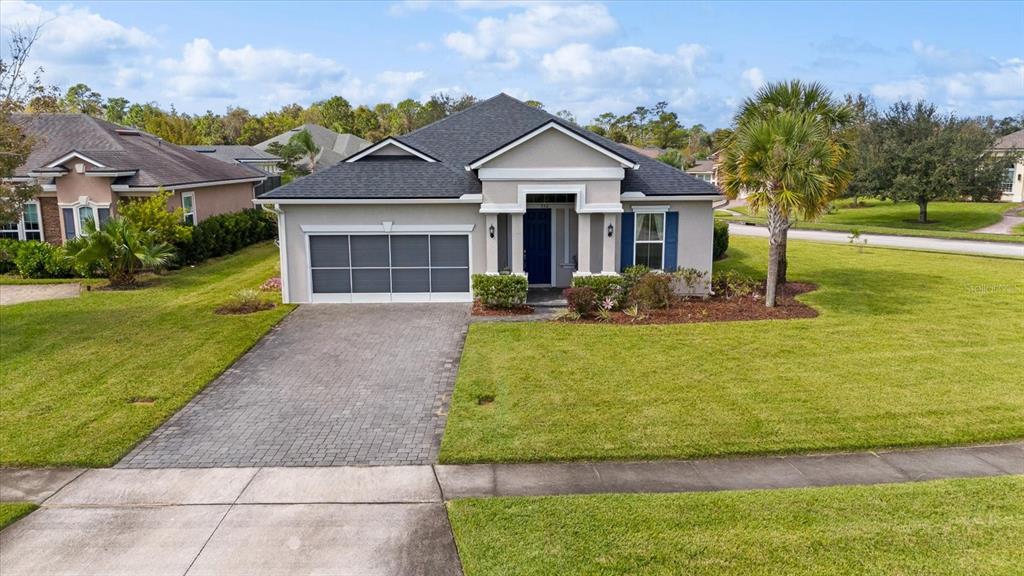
[2,442,1020,575]
[729,222,1024,258]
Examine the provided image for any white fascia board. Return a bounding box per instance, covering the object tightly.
[577,203,624,214]
[85,170,138,177]
[253,196,478,205]
[111,177,263,192]
[345,138,437,162]
[479,203,526,214]
[300,223,475,233]
[26,171,66,178]
[45,152,106,169]
[477,167,624,181]
[467,122,639,170]
[40,184,57,192]
[622,193,724,201]
[631,205,671,213]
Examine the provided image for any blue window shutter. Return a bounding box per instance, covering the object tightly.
[62,208,76,240]
[665,211,679,271]
[620,212,634,271]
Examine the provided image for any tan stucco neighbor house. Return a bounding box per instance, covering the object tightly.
[3,114,266,244]
[993,128,1024,202]
[255,94,722,304]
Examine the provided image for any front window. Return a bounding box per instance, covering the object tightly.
[78,206,95,234]
[1,201,43,241]
[0,221,18,239]
[1002,167,1015,193]
[62,203,107,239]
[182,192,196,226]
[634,212,665,270]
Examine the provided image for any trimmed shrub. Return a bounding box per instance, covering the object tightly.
[713,220,729,260]
[0,239,19,274]
[564,286,598,317]
[174,208,277,265]
[712,270,758,299]
[12,241,73,279]
[472,273,528,309]
[631,271,672,309]
[571,274,627,309]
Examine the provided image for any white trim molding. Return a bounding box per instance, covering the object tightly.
[84,170,138,177]
[477,167,625,181]
[631,205,671,213]
[345,138,437,163]
[111,177,263,192]
[45,151,106,169]
[621,192,724,201]
[253,196,480,205]
[300,223,475,234]
[467,122,640,170]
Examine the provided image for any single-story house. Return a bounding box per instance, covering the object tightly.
[993,129,1023,202]
[685,159,718,186]
[255,124,370,171]
[4,114,266,243]
[184,145,283,175]
[255,94,722,304]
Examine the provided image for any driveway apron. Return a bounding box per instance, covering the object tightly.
[117,304,469,468]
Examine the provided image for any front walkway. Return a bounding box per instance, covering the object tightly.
[118,304,469,468]
[0,284,80,306]
[2,442,1019,575]
[729,222,1024,258]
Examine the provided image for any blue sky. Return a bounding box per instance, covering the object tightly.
[1,0,1021,128]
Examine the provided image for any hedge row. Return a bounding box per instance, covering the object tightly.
[172,208,277,266]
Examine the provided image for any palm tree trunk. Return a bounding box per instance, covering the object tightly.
[765,203,785,307]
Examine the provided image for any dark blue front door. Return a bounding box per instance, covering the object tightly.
[523,208,551,285]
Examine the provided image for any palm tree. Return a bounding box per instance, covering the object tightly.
[719,81,853,306]
[66,217,174,287]
[289,129,321,171]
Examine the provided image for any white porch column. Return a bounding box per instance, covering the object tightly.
[576,212,591,275]
[485,213,499,274]
[510,212,524,274]
[602,213,616,274]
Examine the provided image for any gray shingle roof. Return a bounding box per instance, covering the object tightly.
[994,129,1024,150]
[12,114,261,187]
[259,94,719,199]
[184,145,281,175]
[254,124,370,170]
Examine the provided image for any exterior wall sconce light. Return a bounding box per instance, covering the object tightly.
[607,223,614,237]
[489,224,496,238]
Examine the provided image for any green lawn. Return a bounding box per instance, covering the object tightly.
[0,503,37,530]
[440,236,1024,463]
[0,243,293,467]
[448,477,1024,576]
[722,199,1024,243]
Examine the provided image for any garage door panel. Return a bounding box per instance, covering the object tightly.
[350,236,390,267]
[431,268,470,292]
[390,235,429,267]
[392,269,430,293]
[309,235,349,268]
[312,269,351,294]
[352,269,391,293]
[430,236,469,267]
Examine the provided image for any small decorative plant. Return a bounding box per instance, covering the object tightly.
[630,272,672,309]
[564,286,598,317]
[216,288,275,315]
[471,274,528,309]
[260,277,282,292]
[848,229,868,253]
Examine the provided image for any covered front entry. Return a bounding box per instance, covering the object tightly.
[523,208,552,285]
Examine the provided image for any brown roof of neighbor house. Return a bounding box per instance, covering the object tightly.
[620,144,666,159]
[12,114,262,187]
[686,160,716,173]
[993,129,1024,150]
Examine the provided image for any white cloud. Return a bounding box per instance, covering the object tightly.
[871,78,929,101]
[443,2,617,67]
[376,70,427,100]
[741,67,765,92]
[540,43,705,84]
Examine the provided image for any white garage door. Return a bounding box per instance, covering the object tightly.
[307,234,471,302]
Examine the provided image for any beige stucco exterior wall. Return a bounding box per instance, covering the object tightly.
[1006,158,1024,202]
[279,203,486,303]
[482,180,621,207]
[54,170,114,205]
[180,182,255,222]
[483,129,623,169]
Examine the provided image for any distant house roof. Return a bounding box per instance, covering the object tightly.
[994,129,1024,150]
[686,160,716,174]
[259,94,719,200]
[254,124,370,169]
[621,144,666,159]
[11,114,262,188]
[184,145,281,175]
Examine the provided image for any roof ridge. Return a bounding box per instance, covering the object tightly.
[79,114,126,151]
[398,93,510,140]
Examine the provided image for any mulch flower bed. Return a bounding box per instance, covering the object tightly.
[472,299,535,316]
[215,301,276,315]
[564,282,819,325]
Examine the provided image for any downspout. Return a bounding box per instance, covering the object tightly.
[260,202,290,304]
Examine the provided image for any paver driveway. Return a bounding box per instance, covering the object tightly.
[118,304,469,468]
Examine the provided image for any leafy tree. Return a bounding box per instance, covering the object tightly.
[64,83,104,115]
[719,80,853,306]
[238,116,269,145]
[105,97,129,124]
[0,114,40,222]
[352,105,380,139]
[308,95,354,134]
[192,111,225,144]
[265,141,308,178]
[65,217,174,287]
[555,109,577,125]
[524,100,545,109]
[655,149,685,169]
[288,129,321,170]
[117,189,191,244]
[222,107,253,143]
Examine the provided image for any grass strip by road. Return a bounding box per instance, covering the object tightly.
[0,242,293,467]
[441,236,1024,463]
[448,476,1024,576]
[0,503,37,530]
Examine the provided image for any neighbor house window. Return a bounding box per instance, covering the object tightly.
[1002,167,1016,193]
[1,201,43,241]
[182,192,196,225]
[634,212,665,270]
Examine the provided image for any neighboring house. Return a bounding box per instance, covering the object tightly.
[255,94,722,304]
[992,129,1024,202]
[255,124,370,171]
[184,145,283,175]
[685,159,717,186]
[621,144,666,159]
[2,114,265,244]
